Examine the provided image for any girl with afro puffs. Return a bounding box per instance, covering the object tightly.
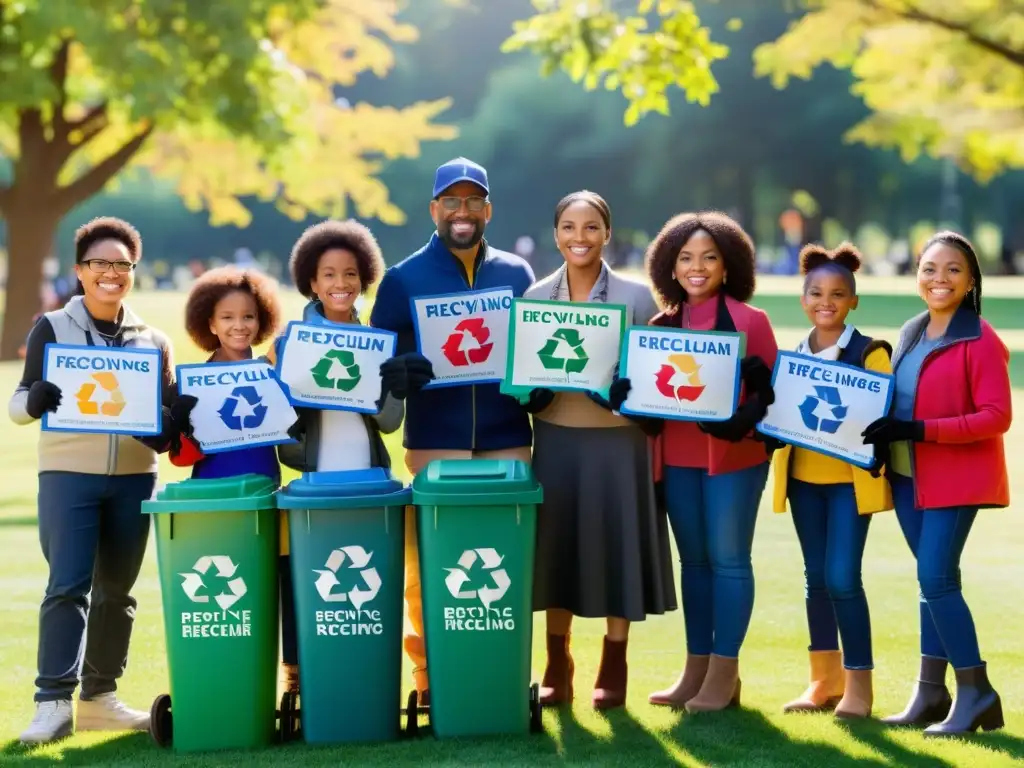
[168,266,300,692]
[771,243,893,720]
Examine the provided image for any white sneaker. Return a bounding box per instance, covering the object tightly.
[76,693,150,732]
[20,700,74,745]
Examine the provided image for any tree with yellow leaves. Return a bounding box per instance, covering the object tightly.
[0,0,455,359]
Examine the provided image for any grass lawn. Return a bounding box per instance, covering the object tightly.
[2,289,1024,766]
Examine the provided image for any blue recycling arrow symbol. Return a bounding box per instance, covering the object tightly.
[218,385,268,431]
[798,385,848,435]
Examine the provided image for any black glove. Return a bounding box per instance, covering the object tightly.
[868,440,889,478]
[523,388,555,414]
[698,396,767,443]
[380,353,434,400]
[741,356,775,406]
[287,418,306,442]
[134,406,175,453]
[753,431,786,455]
[26,381,62,419]
[608,377,632,412]
[169,395,199,438]
[861,417,924,446]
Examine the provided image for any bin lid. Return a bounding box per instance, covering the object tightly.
[142,473,278,515]
[411,459,542,507]
[277,467,412,510]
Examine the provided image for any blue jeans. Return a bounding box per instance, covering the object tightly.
[35,471,156,702]
[890,474,982,669]
[663,462,770,658]
[788,480,873,669]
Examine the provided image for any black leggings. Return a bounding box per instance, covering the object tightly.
[280,555,299,665]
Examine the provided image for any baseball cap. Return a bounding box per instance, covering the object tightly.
[432,157,489,198]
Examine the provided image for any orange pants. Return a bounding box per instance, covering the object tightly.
[403,446,533,693]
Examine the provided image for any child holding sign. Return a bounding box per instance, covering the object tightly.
[770,244,893,719]
[526,191,677,711]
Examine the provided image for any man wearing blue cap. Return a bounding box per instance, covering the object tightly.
[371,157,536,700]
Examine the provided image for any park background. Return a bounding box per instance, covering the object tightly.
[1,1,1023,765]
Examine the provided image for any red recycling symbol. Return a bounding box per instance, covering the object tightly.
[441,317,493,367]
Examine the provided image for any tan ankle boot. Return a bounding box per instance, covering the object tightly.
[280,663,300,694]
[783,650,844,713]
[685,654,741,713]
[592,636,628,710]
[834,669,873,719]
[539,633,574,707]
[649,654,710,708]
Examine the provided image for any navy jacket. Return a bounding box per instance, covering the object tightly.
[370,233,535,451]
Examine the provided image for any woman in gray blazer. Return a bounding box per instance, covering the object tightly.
[524,191,677,711]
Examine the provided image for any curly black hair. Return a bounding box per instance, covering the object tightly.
[185,266,282,352]
[646,211,757,308]
[919,230,984,314]
[289,219,385,299]
[74,216,142,263]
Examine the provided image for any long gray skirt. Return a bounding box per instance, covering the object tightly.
[532,420,678,621]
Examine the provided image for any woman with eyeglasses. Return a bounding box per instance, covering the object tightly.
[10,217,178,745]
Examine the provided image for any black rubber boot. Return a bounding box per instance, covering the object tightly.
[925,663,1004,736]
[881,656,952,727]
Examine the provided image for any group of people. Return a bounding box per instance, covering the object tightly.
[13,156,1010,747]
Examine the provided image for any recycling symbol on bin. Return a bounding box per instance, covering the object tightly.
[444,548,510,611]
[313,546,381,610]
[218,386,267,431]
[441,317,494,367]
[311,349,361,392]
[537,328,589,374]
[180,556,247,610]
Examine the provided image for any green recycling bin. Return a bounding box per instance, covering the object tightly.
[276,468,410,744]
[142,474,280,753]
[413,459,544,738]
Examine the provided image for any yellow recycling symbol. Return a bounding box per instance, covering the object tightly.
[669,354,703,386]
[76,372,127,416]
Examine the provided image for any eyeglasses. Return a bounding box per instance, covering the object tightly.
[437,196,488,213]
[81,259,136,274]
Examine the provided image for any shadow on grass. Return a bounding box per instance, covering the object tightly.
[1,732,153,766]
[549,703,678,764]
[840,718,1024,766]
[665,707,891,768]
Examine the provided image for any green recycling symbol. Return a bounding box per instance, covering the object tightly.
[311,349,361,392]
[537,327,589,374]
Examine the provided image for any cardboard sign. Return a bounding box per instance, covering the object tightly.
[411,286,514,389]
[619,326,742,422]
[276,321,397,413]
[177,361,297,454]
[757,351,895,468]
[41,343,162,435]
[501,298,626,397]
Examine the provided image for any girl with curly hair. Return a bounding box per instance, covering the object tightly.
[771,244,893,719]
[861,232,1008,735]
[640,211,778,713]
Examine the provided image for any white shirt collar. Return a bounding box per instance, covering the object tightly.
[796,324,856,361]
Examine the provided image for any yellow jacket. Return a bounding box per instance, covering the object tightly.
[772,345,894,516]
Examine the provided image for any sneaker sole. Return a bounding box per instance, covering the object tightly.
[20,721,74,745]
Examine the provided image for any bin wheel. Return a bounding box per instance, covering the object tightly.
[529,683,543,734]
[404,689,420,738]
[278,691,300,743]
[149,693,172,747]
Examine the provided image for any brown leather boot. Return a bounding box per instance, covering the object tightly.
[783,650,844,713]
[835,669,873,719]
[685,654,741,713]
[280,663,300,694]
[649,655,710,709]
[592,636,628,710]
[539,633,574,707]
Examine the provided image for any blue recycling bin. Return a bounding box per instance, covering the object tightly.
[276,468,410,744]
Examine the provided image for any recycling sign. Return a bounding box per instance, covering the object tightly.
[276,321,396,413]
[177,360,297,454]
[502,298,626,398]
[311,349,361,392]
[443,548,516,632]
[758,350,894,469]
[178,555,253,639]
[412,287,514,389]
[312,545,385,637]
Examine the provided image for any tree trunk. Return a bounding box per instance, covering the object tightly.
[1,208,59,361]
